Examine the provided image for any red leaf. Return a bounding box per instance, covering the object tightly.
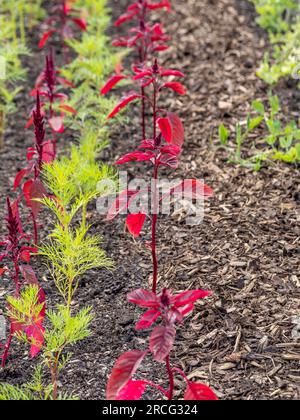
[100,75,126,95]
[160,145,182,156]
[184,382,218,401]
[115,11,138,26]
[0,267,7,276]
[179,303,194,317]
[20,250,31,263]
[147,1,172,11]
[26,324,45,358]
[127,289,159,309]
[56,77,75,88]
[10,199,24,234]
[24,285,46,358]
[126,213,146,237]
[107,93,141,119]
[107,190,139,221]
[115,151,155,165]
[150,325,176,362]
[173,290,211,307]
[135,309,161,330]
[158,154,179,169]
[38,30,56,48]
[20,265,38,285]
[157,117,172,143]
[117,380,147,400]
[106,350,147,400]
[133,71,152,80]
[42,141,55,163]
[153,45,169,52]
[23,179,46,217]
[161,82,186,95]
[161,69,185,78]
[14,169,28,190]
[25,116,34,129]
[167,179,213,199]
[49,116,64,133]
[139,139,155,150]
[27,148,37,161]
[58,104,77,114]
[72,18,87,31]
[167,113,185,146]
[142,77,155,88]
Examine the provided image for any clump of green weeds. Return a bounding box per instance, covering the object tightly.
[219,92,300,170]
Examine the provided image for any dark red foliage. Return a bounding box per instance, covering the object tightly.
[104,0,218,402]
[0,198,43,367]
[15,92,51,245]
[108,0,172,139]
[113,0,171,61]
[0,198,37,294]
[26,51,76,161]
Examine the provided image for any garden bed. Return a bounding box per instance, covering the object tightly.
[0,0,299,400]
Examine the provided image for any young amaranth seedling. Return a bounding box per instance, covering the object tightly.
[0,198,44,367]
[14,92,55,245]
[27,50,76,157]
[107,0,172,139]
[103,59,217,400]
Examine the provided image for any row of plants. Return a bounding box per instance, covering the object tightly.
[0,0,116,400]
[251,0,300,85]
[218,0,300,170]
[99,0,217,400]
[0,0,218,400]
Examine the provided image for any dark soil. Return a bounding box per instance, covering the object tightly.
[0,0,300,400]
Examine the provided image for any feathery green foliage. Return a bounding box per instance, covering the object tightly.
[40,224,113,305]
[60,0,126,138]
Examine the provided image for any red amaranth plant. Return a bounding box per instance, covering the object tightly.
[106,290,218,400]
[104,58,189,295]
[0,198,44,367]
[110,0,172,139]
[38,0,87,54]
[15,92,55,245]
[27,50,76,157]
[113,0,171,61]
[104,56,216,399]
[101,58,185,145]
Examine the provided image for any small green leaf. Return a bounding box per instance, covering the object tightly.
[251,100,265,116]
[248,116,263,131]
[265,135,276,146]
[268,93,280,116]
[218,124,229,145]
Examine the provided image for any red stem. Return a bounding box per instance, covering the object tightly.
[13,255,20,296]
[141,86,146,139]
[151,164,158,294]
[166,356,175,400]
[31,211,38,246]
[1,332,12,368]
[172,367,190,383]
[151,83,159,294]
[144,380,169,398]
